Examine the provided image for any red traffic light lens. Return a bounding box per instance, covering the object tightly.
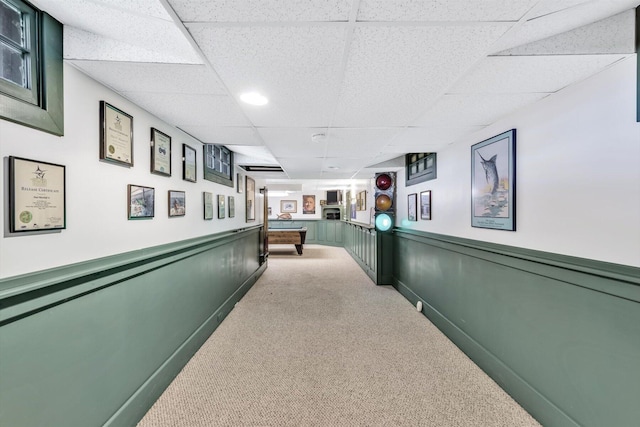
[375,173,392,190]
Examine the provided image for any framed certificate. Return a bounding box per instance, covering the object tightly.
[9,156,66,232]
[217,194,226,219]
[150,127,171,176]
[100,101,133,166]
[203,192,214,220]
[183,144,197,182]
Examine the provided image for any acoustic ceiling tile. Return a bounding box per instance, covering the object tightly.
[356,0,537,22]
[257,128,329,158]
[169,0,352,22]
[385,126,487,151]
[120,92,251,127]
[491,0,640,52]
[189,25,348,127]
[449,54,627,94]
[332,23,510,127]
[325,128,401,158]
[413,93,549,126]
[69,61,224,94]
[177,126,264,145]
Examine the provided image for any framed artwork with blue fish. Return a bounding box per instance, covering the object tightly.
[471,129,516,231]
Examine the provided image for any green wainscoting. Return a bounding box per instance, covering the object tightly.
[393,228,640,427]
[343,222,377,282]
[269,219,344,246]
[0,227,264,427]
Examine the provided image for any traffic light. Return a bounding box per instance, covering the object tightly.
[374,172,396,232]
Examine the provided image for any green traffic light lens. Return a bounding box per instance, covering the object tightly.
[375,213,393,231]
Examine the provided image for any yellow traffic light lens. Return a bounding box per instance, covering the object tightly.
[375,194,392,211]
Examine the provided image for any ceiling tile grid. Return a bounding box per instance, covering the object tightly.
[331,23,512,127]
[120,92,252,127]
[188,25,350,127]
[179,126,265,146]
[257,127,331,158]
[169,0,353,22]
[356,0,538,21]
[69,61,226,94]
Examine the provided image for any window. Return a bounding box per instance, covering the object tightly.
[406,153,437,186]
[0,0,63,135]
[203,144,234,187]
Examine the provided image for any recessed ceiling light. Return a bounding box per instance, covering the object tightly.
[240,92,268,106]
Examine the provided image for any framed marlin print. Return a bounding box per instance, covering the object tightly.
[471,129,516,231]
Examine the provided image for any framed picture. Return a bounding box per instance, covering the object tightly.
[9,156,66,232]
[471,129,516,231]
[245,176,255,222]
[168,190,185,217]
[228,196,235,218]
[302,195,315,214]
[357,190,367,211]
[150,127,171,176]
[237,173,243,193]
[128,185,154,219]
[350,202,356,219]
[217,194,226,219]
[100,101,133,166]
[420,190,431,220]
[203,192,213,220]
[182,144,197,182]
[280,200,297,213]
[408,193,417,221]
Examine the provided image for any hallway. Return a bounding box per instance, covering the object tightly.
[137,245,540,426]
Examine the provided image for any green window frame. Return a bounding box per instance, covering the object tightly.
[203,144,234,187]
[0,0,63,135]
[406,153,437,186]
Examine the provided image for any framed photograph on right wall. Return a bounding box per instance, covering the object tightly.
[408,193,417,221]
[420,190,431,220]
[471,129,516,231]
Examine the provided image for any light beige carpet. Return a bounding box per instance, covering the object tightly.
[137,245,541,426]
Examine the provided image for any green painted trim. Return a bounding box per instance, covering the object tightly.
[395,228,640,301]
[394,279,578,427]
[105,262,267,427]
[0,228,262,325]
[392,228,640,427]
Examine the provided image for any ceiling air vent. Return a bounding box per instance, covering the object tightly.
[239,165,284,173]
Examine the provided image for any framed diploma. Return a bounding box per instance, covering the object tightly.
[203,192,214,220]
[245,176,255,222]
[128,184,155,219]
[150,127,171,176]
[9,156,66,232]
[228,196,235,218]
[168,190,186,217]
[217,194,226,219]
[100,101,133,166]
[183,144,197,182]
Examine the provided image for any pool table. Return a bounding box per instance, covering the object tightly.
[268,227,307,255]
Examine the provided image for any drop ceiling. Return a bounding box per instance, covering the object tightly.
[32,0,638,186]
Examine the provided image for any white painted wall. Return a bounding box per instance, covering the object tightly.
[396,57,640,267]
[0,65,251,278]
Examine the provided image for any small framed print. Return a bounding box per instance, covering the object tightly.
[408,193,417,221]
[169,190,185,217]
[128,185,155,219]
[280,200,297,213]
[420,190,431,220]
[237,173,243,193]
[228,196,235,218]
[246,176,255,222]
[9,156,66,232]
[183,144,197,182]
[150,128,171,176]
[217,194,226,219]
[100,101,133,166]
[203,192,214,220]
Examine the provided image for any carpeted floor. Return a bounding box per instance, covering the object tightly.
[137,245,541,426]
